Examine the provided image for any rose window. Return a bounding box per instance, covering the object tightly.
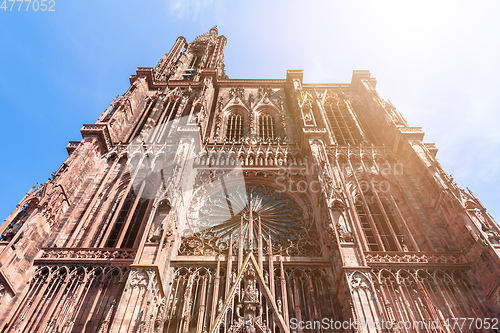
[180,184,321,256]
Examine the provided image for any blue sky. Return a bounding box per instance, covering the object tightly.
[1,0,499,222]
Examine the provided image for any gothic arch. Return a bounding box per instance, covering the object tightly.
[222,106,248,141]
[323,96,363,145]
[349,174,410,251]
[255,106,282,140]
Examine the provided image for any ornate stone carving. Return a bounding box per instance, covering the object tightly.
[229,266,270,333]
[348,271,371,290]
[40,248,137,261]
[128,269,152,290]
[365,252,466,265]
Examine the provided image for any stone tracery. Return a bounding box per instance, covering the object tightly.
[181,184,321,257]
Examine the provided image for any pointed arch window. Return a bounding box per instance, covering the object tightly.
[259,114,276,140]
[355,189,409,252]
[324,98,363,145]
[103,187,152,249]
[226,114,245,141]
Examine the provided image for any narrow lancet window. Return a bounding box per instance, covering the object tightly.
[226,114,244,141]
[259,114,276,140]
[324,99,363,145]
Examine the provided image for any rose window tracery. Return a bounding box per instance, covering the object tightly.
[180,185,321,256]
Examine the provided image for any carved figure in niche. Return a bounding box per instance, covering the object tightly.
[235,267,263,333]
[400,237,409,251]
[303,108,314,126]
[350,272,369,290]
[196,109,204,123]
[245,318,256,333]
[484,227,500,243]
[218,297,224,313]
[149,200,171,243]
[293,79,302,91]
[337,222,353,243]
[154,300,165,330]
[277,96,283,110]
[242,276,258,304]
[203,76,212,88]
[217,97,224,112]
[304,112,312,123]
[0,284,6,305]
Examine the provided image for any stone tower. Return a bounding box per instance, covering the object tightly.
[0,28,499,333]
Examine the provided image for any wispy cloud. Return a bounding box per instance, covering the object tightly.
[169,0,215,21]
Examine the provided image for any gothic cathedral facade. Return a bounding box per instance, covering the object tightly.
[0,28,499,332]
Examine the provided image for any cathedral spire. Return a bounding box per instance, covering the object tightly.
[154,27,227,82]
